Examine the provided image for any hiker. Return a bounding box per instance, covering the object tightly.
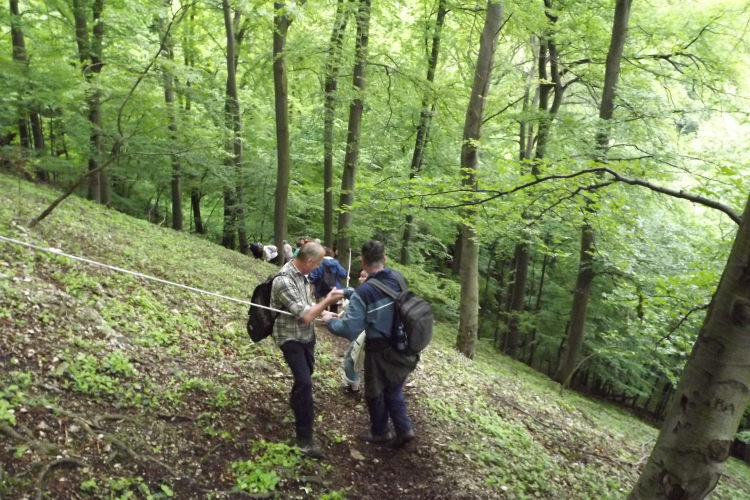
[263,244,278,262]
[249,243,263,260]
[292,238,308,259]
[322,240,418,446]
[270,242,344,458]
[308,247,348,314]
[282,240,294,262]
[340,268,369,393]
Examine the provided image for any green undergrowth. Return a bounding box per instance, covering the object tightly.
[1,174,749,499]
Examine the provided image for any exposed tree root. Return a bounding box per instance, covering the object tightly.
[91,414,133,429]
[0,423,57,455]
[197,489,278,499]
[157,412,195,422]
[54,408,177,475]
[35,457,86,500]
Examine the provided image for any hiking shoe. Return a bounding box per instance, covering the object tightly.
[357,430,393,443]
[393,429,415,447]
[296,438,324,459]
[339,384,360,395]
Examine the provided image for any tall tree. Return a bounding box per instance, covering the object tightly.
[399,0,447,265]
[629,191,750,499]
[161,0,182,231]
[323,0,350,249]
[554,0,633,384]
[72,0,107,205]
[221,0,248,254]
[504,0,567,356]
[273,0,307,263]
[335,0,371,271]
[9,0,31,154]
[455,0,504,359]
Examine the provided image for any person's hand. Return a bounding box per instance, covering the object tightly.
[326,288,344,303]
[321,311,338,323]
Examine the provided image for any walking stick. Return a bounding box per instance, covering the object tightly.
[347,248,352,288]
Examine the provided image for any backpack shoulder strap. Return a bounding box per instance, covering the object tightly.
[368,277,399,300]
[392,272,408,294]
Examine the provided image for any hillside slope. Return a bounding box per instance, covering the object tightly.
[1,174,749,500]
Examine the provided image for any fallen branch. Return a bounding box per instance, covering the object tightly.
[92,413,133,429]
[35,457,86,500]
[630,437,654,466]
[198,488,278,499]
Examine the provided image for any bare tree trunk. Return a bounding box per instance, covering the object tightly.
[400,0,447,265]
[555,0,632,384]
[506,1,566,356]
[323,0,350,249]
[630,192,750,499]
[161,0,182,230]
[191,189,204,234]
[9,0,31,158]
[455,0,504,359]
[336,0,371,271]
[273,1,294,263]
[222,0,248,254]
[451,228,462,276]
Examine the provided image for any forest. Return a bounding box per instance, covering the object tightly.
[2,0,750,498]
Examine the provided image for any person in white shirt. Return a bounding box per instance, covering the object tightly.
[263,244,278,262]
[283,240,294,262]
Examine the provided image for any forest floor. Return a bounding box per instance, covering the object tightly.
[1,174,750,500]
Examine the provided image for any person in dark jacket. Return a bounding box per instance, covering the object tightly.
[309,247,348,314]
[322,240,417,446]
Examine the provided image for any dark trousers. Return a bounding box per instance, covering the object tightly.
[280,340,315,440]
[365,340,414,437]
[367,382,412,437]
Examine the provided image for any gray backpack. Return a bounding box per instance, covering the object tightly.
[369,273,434,354]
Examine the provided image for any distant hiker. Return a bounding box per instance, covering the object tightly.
[309,247,348,314]
[292,238,308,259]
[263,244,278,262]
[249,243,263,260]
[341,268,369,393]
[282,240,294,262]
[322,240,418,446]
[271,242,344,458]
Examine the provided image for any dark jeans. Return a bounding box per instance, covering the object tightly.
[365,340,414,437]
[280,340,315,440]
[367,382,412,437]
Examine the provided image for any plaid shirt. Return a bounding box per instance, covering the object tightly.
[270,261,314,346]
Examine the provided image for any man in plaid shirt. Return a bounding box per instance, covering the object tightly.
[270,242,343,458]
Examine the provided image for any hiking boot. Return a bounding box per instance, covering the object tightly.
[393,429,415,447]
[296,438,324,459]
[357,429,393,443]
[339,384,360,395]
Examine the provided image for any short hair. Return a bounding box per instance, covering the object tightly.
[282,239,288,245]
[296,242,324,261]
[361,240,385,267]
[314,238,321,244]
[324,247,335,258]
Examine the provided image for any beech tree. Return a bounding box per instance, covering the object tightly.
[554,0,633,384]
[455,0,504,359]
[335,0,371,271]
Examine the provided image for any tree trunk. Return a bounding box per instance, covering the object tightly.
[400,0,447,265]
[161,1,182,230]
[506,1,566,356]
[191,189,204,234]
[273,1,295,263]
[554,0,632,384]
[222,0,248,254]
[323,0,350,249]
[504,239,530,356]
[335,0,371,272]
[455,0,504,359]
[554,221,595,383]
[630,191,750,499]
[452,228,462,276]
[9,0,31,156]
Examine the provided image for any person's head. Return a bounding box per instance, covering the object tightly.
[360,240,386,274]
[282,239,288,246]
[358,268,368,284]
[314,238,321,245]
[324,247,335,258]
[294,242,325,274]
[296,238,305,248]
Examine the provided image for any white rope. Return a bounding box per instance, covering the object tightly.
[0,234,294,316]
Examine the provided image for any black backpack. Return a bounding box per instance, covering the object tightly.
[369,273,434,354]
[319,264,338,296]
[246,272,284,342]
